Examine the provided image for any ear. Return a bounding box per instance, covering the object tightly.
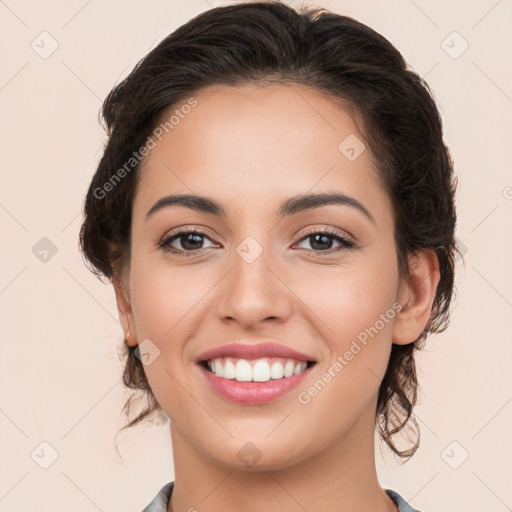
[112,270,138,348]
[392,250,440,346]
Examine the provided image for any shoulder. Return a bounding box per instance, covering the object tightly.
[385,488,422,512]
[140,482,174,512]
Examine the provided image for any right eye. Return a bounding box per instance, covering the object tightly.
[159,229,218,256]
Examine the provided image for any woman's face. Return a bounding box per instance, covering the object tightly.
[117,83,411,470]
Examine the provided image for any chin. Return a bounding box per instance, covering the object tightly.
[204,439,307,472]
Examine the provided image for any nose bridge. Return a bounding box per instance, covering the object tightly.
[234,238,273,288]
[216,233,291,326]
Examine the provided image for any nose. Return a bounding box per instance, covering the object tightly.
[215,244,293,329]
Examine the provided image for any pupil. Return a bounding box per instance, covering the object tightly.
[182,233,203,250]
[311,234,332,250]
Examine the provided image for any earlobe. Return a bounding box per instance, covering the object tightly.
[392,250,440,346]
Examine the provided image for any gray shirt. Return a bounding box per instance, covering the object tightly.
[141,482,420,511]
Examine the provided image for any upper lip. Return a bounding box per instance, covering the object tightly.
[195,342,317,363]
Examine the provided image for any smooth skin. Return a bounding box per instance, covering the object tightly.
[113,83,440,512]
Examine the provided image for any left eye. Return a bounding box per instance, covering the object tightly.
[295,231,354,252]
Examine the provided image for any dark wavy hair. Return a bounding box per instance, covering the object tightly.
[79,1,457,461]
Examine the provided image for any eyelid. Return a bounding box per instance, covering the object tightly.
[159,225,219,244]
[296,225,355,245]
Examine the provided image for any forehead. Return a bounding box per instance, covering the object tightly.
[133,83,389,221]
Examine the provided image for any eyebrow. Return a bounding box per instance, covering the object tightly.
[145,192,375,225]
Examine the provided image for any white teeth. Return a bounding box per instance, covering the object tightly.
[294,362,307,375]
[206,357,310,382]
[223,359,236,379]
[284,360,295,377]
[235,359,252,382]
[252,359,271,382]
[270,361,284,379]
[214,360,223,378]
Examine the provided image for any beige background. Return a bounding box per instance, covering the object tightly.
[1,0,511,511]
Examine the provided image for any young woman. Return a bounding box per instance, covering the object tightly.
[79,2,457,511]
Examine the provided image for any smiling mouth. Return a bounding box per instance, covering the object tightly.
[200,357,317,382]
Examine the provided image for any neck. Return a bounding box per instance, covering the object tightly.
[167,403,397,512]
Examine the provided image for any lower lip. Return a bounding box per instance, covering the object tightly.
[199,364,314,404]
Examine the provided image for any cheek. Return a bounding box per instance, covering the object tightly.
[297,254,399,354]
[127,254,220,396]
[127,257,205,414]
[129,253,210,342]
[291,251,399,417]
[290,261,399,440]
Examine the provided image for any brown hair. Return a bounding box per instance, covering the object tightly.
[79,1,457,460]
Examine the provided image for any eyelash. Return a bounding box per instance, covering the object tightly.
[158,226,355,258]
